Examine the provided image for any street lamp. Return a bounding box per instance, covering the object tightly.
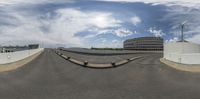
[180,21,187,42]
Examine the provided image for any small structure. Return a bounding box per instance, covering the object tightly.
[163,22,200,64]
[28,44,39,49]
[0,44,39,53]
[164,42,200,64]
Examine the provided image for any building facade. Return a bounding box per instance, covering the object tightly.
[123,37,163,50]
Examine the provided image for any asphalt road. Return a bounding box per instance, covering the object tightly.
[1,49,200,99]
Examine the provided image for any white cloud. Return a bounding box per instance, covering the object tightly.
[165,37,178,43]
[93,38,122,48]
[0,0,73,6]
[85,28,113,38]
[114,28,135,37]
[187,34,200,44]
[130,16,141,26]
[100,0,200,44]
[99,0,200,9]
[0,7,122,47]
[148,27,165,37]
[89,13,121,29]
[160,6,200,44]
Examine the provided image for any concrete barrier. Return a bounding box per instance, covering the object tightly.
[160,58,200,72]
[0,48,44,64]
[164,42,200,64]
[55,50,142,69]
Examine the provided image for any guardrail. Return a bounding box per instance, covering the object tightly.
[55,50,142,69]
[0,48,44,64]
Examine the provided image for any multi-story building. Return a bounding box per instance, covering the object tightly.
[0,44,39,53]
[123,37,163,50]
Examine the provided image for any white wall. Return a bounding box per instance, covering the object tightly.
[0,48,44,64]
[164,42,200,64]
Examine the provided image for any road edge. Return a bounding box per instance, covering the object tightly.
[0,50,44,73]
[160,58,200,73]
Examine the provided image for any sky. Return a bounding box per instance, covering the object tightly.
[0,0,200,48]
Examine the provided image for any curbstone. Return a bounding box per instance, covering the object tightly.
[160,58,200,72]
[67,56,70,60]
[55,51,142,69]
[84,61,88,66]
[111,62,116,67]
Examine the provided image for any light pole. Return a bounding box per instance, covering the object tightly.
[180,21,187,42]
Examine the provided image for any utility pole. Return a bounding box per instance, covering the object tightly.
[180,21,187,42]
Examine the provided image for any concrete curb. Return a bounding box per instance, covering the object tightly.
[55,51,142,69]
[0,50,44,73]
[160,58,200,73]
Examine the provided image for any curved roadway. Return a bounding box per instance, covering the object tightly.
[0,49,200,99]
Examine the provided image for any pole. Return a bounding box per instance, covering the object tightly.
[181,24,184,42]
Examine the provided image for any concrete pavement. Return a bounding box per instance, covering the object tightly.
[0,49,200,99]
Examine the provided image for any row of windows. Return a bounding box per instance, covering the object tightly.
[125,40,163,43]
[124,48,163,50]
[124,43,163,45]
[124,46,163,48]
[124,44,163,46]
[124,37,164,50]
[125,38,163,41]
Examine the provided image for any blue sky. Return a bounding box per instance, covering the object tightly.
[0,0,200,48]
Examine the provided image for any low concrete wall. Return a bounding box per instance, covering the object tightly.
[160,58,200,72]
[164,42,200,64]
[0,48,44,64]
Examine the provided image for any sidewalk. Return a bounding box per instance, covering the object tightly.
[160,58,200,73]
[0,51,43,73]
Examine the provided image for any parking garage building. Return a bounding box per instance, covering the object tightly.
[124,37,163,50]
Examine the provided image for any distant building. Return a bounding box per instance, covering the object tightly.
[0,48,13,53]
[0,44,39,53]
[123,37,163,50]
[28,44,39,49]
[0,45,29,53]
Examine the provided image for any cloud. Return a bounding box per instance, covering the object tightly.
[0,6,122,47]
[114,28,135,37]
[148,27,165,37]
[89,13,121,29]
[165,37,178,43]
[160,6,200,44]
[93,38,122,48]
[100,0,200,44]
[1,0,200,48]
[187,34,200,44]
[130,16,141,26]
[98,0,200,8]
[0,0,73,6]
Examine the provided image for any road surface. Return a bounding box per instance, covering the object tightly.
[0,49,200,99]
